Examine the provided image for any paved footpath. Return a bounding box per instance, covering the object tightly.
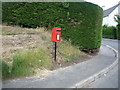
[88,64,118,88]
[2,45,117,88]
[85,38,119,88]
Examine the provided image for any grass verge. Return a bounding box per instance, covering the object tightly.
[2,25,89,79]
[1,25,45,35]
[57,41,81,62]
[2,48,51,79]
[2,61,10,79]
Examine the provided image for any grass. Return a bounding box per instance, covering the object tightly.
[64,54,79,62]
[2,61,10,79]
[2,25,83,79]
[2,41,81,79]
[1,25,46,35]
[2,48,52,79]
[57,41,81,62]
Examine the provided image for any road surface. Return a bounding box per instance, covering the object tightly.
[87,38,119,88]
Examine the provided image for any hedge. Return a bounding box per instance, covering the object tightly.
[2,2,103,50]
[62,2,103,50]
[117,24,120,39]
[102,25,117,39]
[2,2,68,28]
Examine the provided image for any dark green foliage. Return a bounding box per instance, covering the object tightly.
[102,25,117,39]
[2,2,26,25]
[2,2,103,50]
[117,24,120,39]
[2,2,68,28]
[62,2,103,50]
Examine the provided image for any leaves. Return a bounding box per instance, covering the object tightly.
[114,15,120,24]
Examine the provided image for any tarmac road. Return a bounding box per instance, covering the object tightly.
[87,38,119,88]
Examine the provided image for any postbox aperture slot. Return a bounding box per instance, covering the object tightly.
[56,30,61,32]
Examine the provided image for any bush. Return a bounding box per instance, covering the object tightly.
[102,25,117,39]
[2,2,103,50]
[2,2,26,25]
[2,2,68,28]
[116,24,120,39]
[62,2,103,50]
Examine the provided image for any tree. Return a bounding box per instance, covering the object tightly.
[114,15,120,24]
[114,15,120,39]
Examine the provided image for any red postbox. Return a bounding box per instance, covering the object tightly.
[52,27,61,42]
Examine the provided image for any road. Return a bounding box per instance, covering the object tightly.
[87,38,119,88]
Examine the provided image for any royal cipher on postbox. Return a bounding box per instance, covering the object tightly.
[52,27,61,42]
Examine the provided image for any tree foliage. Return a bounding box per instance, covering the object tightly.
[114,15,120,39]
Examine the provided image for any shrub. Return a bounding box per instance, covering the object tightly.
[62,2,103,50]
[2,2,26,25]
[102,25,117,39]
[2,2,68,28]
[116,24,120,39]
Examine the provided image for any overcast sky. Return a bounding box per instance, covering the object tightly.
[86,0,119,10]
[86,0,119,26]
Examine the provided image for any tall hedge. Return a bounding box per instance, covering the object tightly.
[2,2,68,28]
[2,2,103,50]
[117,24,120,39]
[102,25,117,39]
[62,2,103,50]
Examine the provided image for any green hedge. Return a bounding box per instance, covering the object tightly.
[62,2,103,50]
[117,24,120,39]
[2,2,103,50]
[2,2,68,28]
[102,25,117,39]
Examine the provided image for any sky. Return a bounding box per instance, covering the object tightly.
[86,0,119,26]
[86,0,119,10]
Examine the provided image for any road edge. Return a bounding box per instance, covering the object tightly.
[72,44,118,88]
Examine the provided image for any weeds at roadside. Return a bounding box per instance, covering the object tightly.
[2,48,52,79]
[57,41,81,62]
[64,54,79,62]
[2,25,88,80]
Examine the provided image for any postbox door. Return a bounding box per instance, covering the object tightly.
[52,28,61,42]
[56,30,61,41]
[57,34,60,40]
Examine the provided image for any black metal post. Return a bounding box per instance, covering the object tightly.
[54,42,57,61]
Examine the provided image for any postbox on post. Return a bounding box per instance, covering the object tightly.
[51,27,61,61]
[52,27,61,42]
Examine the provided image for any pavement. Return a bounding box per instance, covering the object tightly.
[85,38,119,88]
[2,44,118,88]
[88,64,118,88]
